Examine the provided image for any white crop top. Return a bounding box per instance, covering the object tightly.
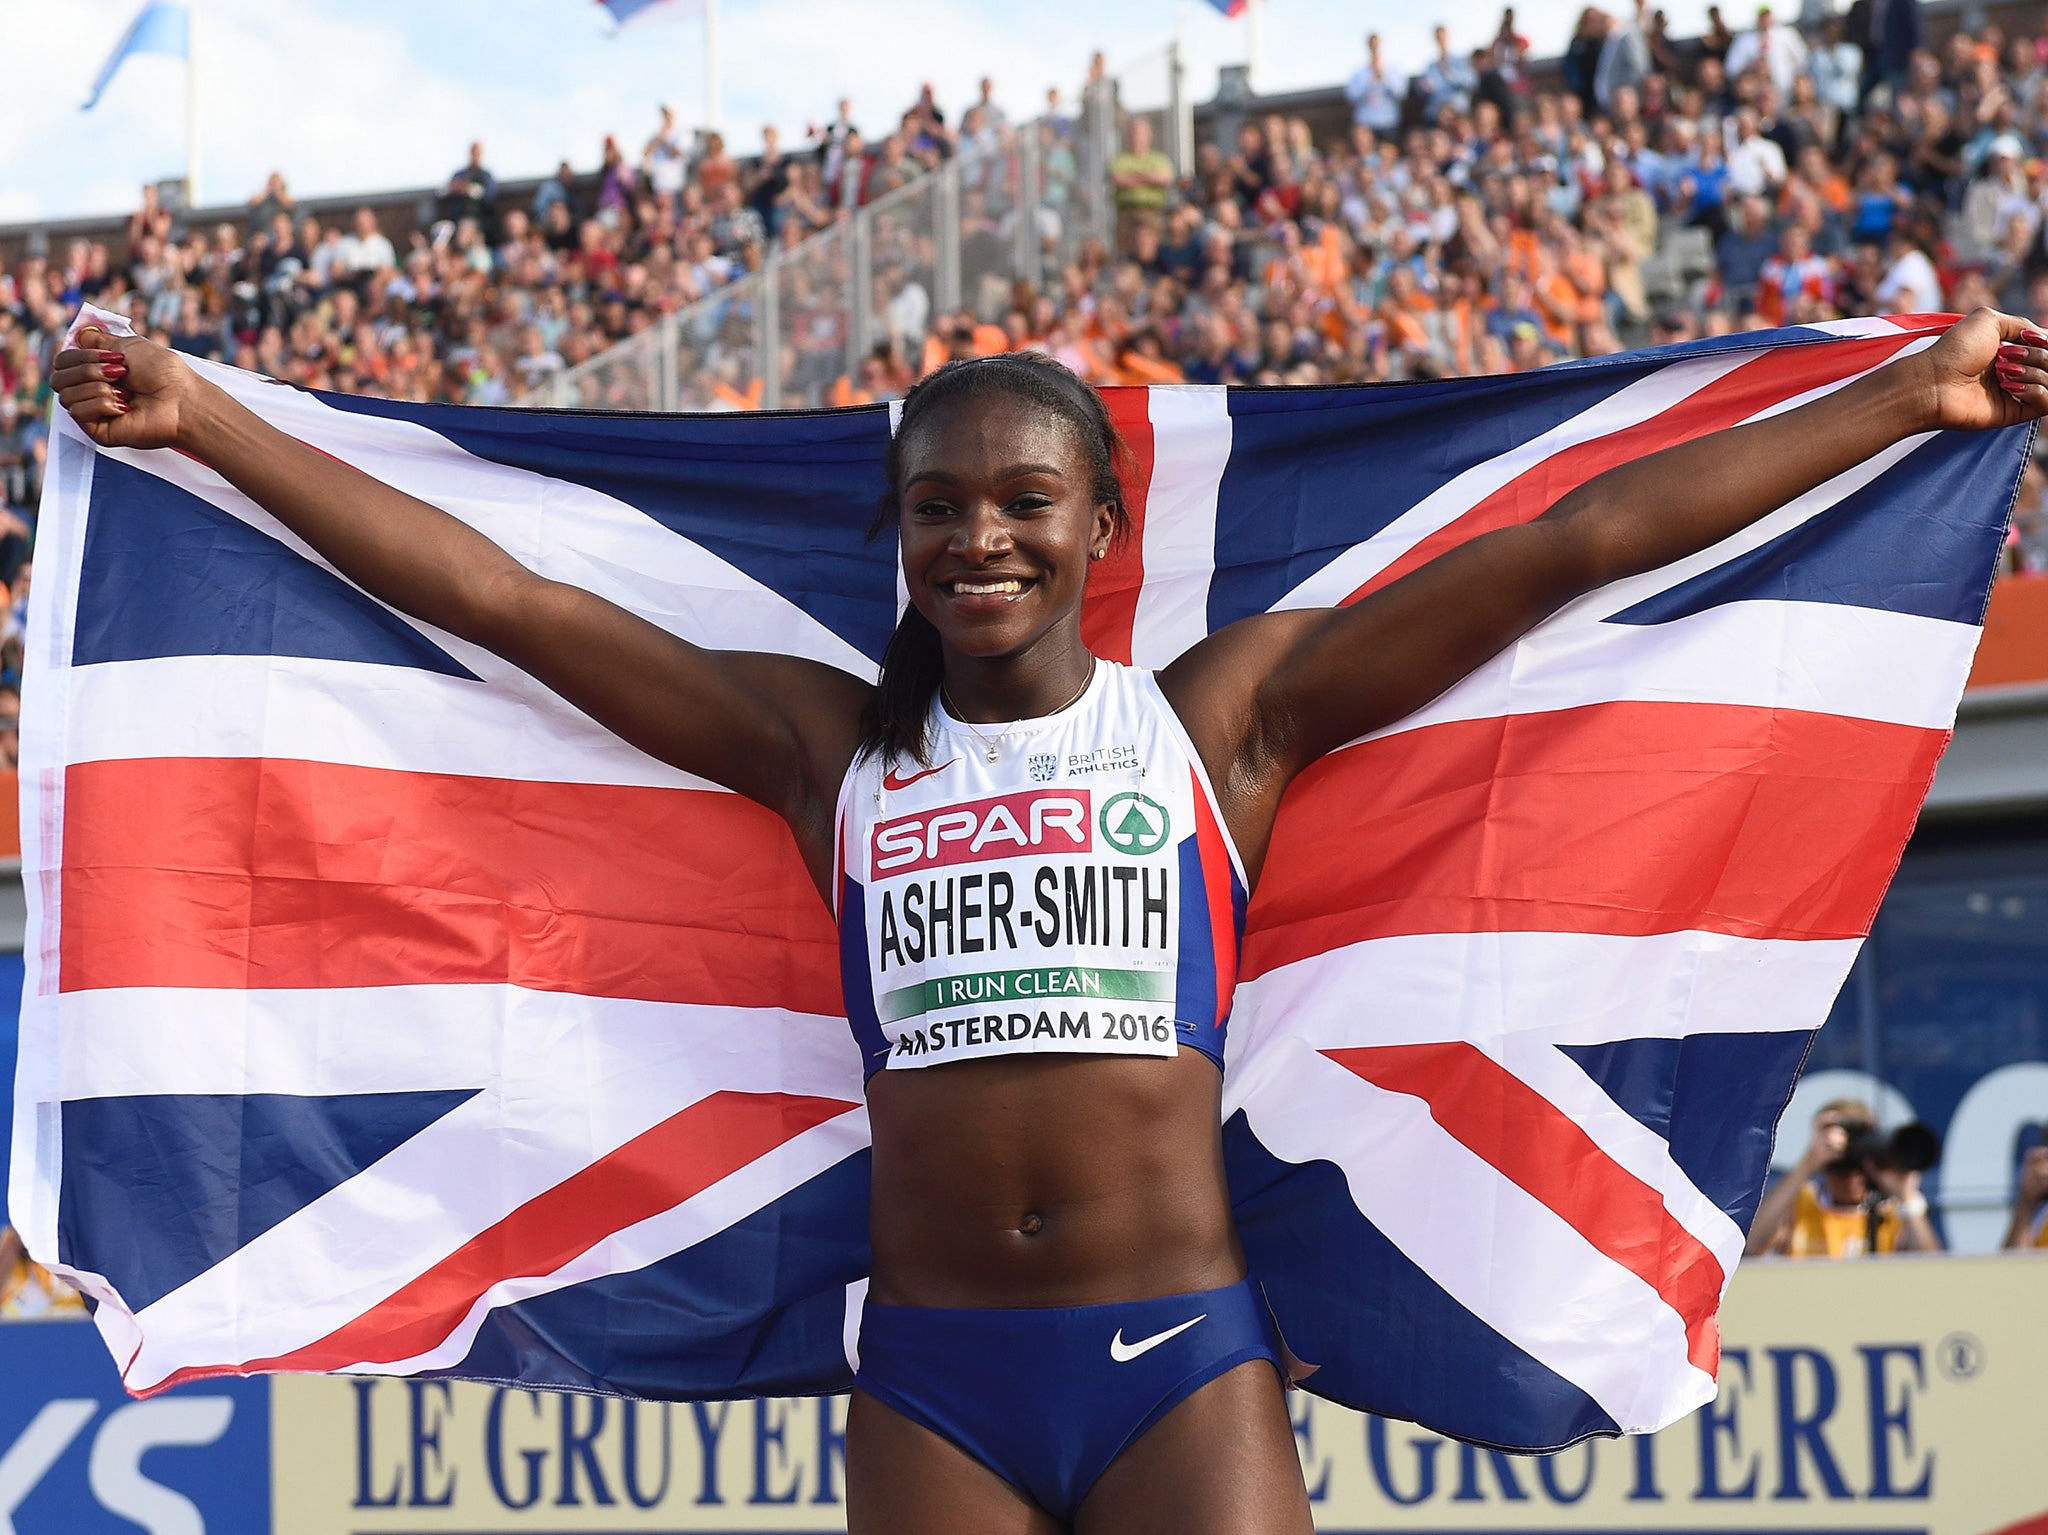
[833,661,1247,1076]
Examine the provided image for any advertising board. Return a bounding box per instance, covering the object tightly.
[13,1253,2024,1533]
[267,1254,2048,1533]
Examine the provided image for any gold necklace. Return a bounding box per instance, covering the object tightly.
[941,661,1096,762]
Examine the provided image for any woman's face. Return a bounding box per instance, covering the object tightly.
[896,392,1113,665]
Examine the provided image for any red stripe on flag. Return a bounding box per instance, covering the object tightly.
[1241,701,1945,981]
[1344,334,1925,606]
[60,757,842,1013]
[219,1089,858,1379]
[1325,1042,1723,1377]
[1079,386,1155,663]
[1189,768,1240,1027]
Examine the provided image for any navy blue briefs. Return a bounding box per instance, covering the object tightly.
[855,1278,1282,1521]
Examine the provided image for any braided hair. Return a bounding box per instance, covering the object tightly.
[860,353,1135,766]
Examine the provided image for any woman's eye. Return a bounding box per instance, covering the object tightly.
[1008,495,1053,513]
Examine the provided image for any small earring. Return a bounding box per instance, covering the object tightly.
[1090,547,1106,561]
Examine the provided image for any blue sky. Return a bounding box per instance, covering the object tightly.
[0,0,1723,224]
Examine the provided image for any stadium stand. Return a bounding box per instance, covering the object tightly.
[2,0,2048,579]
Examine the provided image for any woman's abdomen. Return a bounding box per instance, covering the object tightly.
[863,1049,1243,1308]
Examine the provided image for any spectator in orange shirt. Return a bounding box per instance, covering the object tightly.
[1377,265,1439,376]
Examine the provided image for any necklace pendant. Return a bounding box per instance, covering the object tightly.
[985,745,1000,762]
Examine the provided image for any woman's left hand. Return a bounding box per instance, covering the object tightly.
[1920,307,2048,432]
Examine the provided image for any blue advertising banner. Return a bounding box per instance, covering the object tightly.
[0,1320,268,1535]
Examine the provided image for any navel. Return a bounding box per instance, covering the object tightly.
[1018,1211,1045,1236]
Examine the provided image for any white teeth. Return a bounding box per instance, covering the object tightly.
[951,579,1024,595]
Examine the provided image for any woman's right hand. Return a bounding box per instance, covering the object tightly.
[50,325,207,453]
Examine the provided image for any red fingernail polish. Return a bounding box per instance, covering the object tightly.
[104,363,126,380]
[98,350,123,363]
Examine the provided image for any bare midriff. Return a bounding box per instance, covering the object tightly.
[864,1048,1244,1308]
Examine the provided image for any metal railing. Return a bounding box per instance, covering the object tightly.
[525,59,1172,412]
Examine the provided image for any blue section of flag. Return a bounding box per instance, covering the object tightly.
[1202,0,1249,15]
[58,1089,479,1312]
[1560,1031,1813,1230]
[1224,1114,1623,1450]
[83,1,188,110]
[838,878,891,1069]
[1173,834,1219,1054]
[1210,366,1644,628]
[1608,428,2027,628]
[76,456,479,677]
[0,953,19,1212]
[433,1150,872,1398]
[321,391,902,665]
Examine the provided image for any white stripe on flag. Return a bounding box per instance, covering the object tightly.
[78,985,861,1389]
[1131,385,1230,667]
[1226,928,1858,1298]
[65,654,718,789]
[1226,929,1858,1074]
[1365,598,1978,743]
[100,386,877,680]
[332,1112,865,1380]
[125,1104,868,1392]
[1270,350,1759,610]
[1237,1046,1716,1433]
[47,985,861,1099]
[1563,433,1933,627]
[58,593,1972,786]
[10,425,103,1260]
[1272,336,1935,615]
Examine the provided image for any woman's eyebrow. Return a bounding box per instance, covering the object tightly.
[906,462,1069,487]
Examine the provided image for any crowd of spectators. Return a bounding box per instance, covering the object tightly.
[3,3,2048,571]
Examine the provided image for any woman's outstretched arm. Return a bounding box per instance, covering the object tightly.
[51,327,866,877]
[1165,309,2046,874]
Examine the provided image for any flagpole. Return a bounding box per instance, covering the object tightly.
[1245,0,1263,95]
[185,0,201,208]
[703,0,720,134]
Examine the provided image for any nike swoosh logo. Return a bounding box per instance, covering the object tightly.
[883,760,956,791]
[1109,1313,1207,1363]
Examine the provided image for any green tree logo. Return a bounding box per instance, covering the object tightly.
[1099,792,1171,856]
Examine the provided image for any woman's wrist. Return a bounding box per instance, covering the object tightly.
[1886,351,1946,436]
[176,375,238,460]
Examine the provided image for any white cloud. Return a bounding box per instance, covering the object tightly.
[0,0,1729,226]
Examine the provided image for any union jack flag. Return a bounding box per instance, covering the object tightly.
[8,309,2021,1451]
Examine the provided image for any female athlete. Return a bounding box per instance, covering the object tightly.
[54,311,2045,1534]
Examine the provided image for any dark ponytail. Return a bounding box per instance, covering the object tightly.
[859,353,1135,767]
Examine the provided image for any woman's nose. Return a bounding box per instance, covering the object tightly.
[951,505,1012,557]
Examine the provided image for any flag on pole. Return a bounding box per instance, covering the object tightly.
[11,306,2022,1450]
[596,0,702,27]
[1202,0,1250,15]
[82,1,189,110]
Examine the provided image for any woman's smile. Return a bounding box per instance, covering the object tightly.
[936,571,1038,615]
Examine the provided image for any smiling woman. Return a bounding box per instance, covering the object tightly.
[862,355,1133,771]
[48,308,2048,1534]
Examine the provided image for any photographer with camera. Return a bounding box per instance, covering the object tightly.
[2002,1140,2048,1251]
[1746,1099,1944,1259]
